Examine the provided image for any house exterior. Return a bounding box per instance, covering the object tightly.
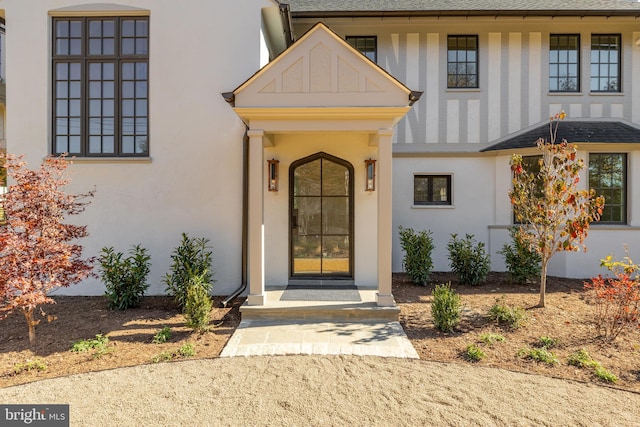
[0,1,639,305]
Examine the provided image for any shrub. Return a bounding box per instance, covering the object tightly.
[584,253,640,342]
[488,297,526,329]
[99,245,151,310]
[151,351,173,363]
[479,332,506,346]
[164,233,214,310]
[13,359,47,374]
[431,282,462,332]
[465,344,486,362]
[447,233,490,286]
[568,349,618,383]
[184,272,213,333]
[178,343,196,357]
[152,327,172,344]
[538,336,558,349]
[151,343,196,363]
[70,334,111,358]
[518,347,558,365]
[398,226,434,286]
[498,227,541,284]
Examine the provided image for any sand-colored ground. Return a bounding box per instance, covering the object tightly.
[1,355,638,426]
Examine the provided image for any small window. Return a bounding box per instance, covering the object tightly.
[447,35,478,88]
[589,153,626,224]
[549,34,580,92]
[590,34,621,92]
[414,175,452,205]
[346,36,377,62]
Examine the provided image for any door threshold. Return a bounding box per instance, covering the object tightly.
[287,279,355,289]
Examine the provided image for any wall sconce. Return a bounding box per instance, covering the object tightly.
[365,159,376,191]
[267,159,279,192]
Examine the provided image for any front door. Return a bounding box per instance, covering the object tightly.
[290,152,353,279]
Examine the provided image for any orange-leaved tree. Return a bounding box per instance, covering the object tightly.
[0,154,95,345]
[509,112,605,307]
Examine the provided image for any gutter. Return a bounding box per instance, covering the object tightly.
[221,123,249,308]
[290,10,640,19]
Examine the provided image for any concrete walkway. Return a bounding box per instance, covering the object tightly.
[220,319,419,358]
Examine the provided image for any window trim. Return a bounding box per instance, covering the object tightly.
[549,34,581,93]
[413,174,453,207]
[588,152,627,225]
[51,16,150,158]
[590,34,621,93]
[447,35,479,89]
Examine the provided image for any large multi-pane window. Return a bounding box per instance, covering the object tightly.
[52,17,149,156]
[414,175,452,205]
[447,35,478,88]
[549,34,580,92]
[590,34,621,92]
[346,36,377,62]
[589,153,626,224]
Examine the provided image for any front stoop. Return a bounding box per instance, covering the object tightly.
[239,289,400,322]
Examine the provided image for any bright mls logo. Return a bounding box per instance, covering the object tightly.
[1,405,69,426]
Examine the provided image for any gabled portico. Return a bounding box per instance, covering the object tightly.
[224,23,419,311]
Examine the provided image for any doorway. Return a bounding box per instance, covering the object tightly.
[290,152,353,280]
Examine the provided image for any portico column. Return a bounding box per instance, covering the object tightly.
[376,128,395,306]
[247,129,265,305]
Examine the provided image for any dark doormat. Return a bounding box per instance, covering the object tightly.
[279,287,362,302]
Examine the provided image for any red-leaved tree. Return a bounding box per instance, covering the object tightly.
[509,112,605,308]
[0,154,95,345]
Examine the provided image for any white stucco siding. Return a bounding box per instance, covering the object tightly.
[3,0,274,295]
[392,156,497,273]
[263,133,379,288]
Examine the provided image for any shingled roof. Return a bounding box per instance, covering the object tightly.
[481,121,640,152]
[287,0,640,17]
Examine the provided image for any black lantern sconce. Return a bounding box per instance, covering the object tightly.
[365,159,376,192]
[268,159,279,192]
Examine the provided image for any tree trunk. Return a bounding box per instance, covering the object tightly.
[538,260,548,308]
[22,308,37,346]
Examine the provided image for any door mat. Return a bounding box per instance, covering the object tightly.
[279,287,362,302]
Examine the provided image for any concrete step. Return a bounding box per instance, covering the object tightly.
[240,303,400,322]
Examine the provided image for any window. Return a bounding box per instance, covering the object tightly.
[549,34,580,92]
[346,36,377,62]
[589,153,626,223]
[414,175,452,205]
[447,35,478,88]
[52,17,149,156]
[590,34,621,92]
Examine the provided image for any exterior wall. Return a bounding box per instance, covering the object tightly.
[295,17,640,149]
[264,132,379,288]
[3,0,274,295]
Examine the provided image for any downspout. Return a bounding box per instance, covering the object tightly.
[221,93,249,307]
[279,3,294,48]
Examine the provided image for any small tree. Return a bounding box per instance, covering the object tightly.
[509,112,604,307]
[0,154,95,345]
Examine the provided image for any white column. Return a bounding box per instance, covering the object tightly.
[247,129,265,305]
[377,129,394,306]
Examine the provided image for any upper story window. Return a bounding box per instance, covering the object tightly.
[52,17,149,157]
[414,175,452,206]
[549,34,580,92]
[447,35,478,88]
[346,36,377,62]
[589,153,626,224]
[590,34,621,92]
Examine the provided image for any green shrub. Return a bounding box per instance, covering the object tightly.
[431,282,462,332]
[479,332,506,346]
[70,334,109,353]
[151,351,173,363]
[13,359,47,374]
[447,233,490,286]
[539,336,558,349]
[178,343,196,357]
[152,327,172,344]
[184,273,213,332]
[498,227,541,285]
[488,297,526,329]
[99,245,151,310]
[151,343,196,363]
[398,226,434,286]
[164,233,214,310]
[465,344,486,362]
[518,347,558,365]
[567,349,617,383]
